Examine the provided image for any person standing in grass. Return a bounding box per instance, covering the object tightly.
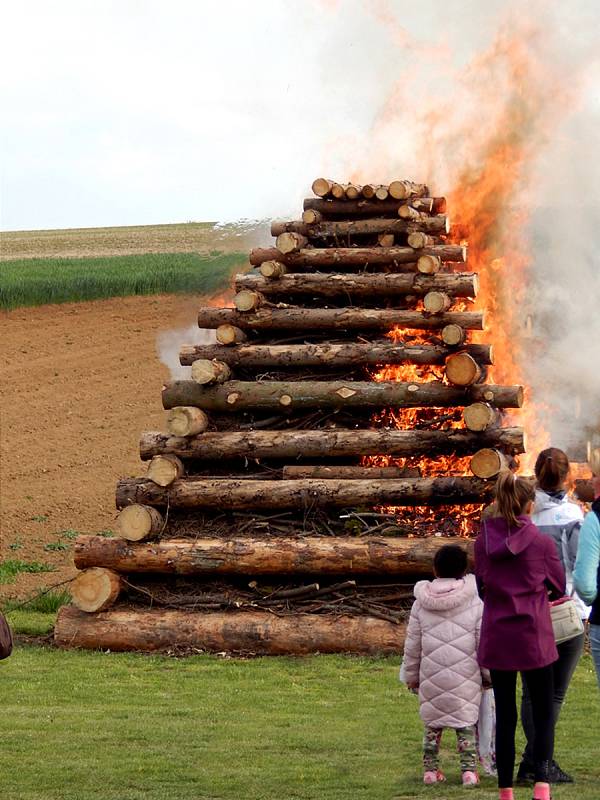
[475,472,565,800]
[517,448,587,786]
[403,544,486,788]
[574,473,600,687]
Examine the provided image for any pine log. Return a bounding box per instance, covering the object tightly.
[375,185,389,200]
[398,204,424,221]
[301,209,322,224]
[116,504,164,541]
[71,568,122,613]
[139,426,525,461]
[276,232,308,254]
[389,180,429,199]
[345,183,361,199]
[470,448,511,479]
[441,324,466,346]
[259,260,288,278]
[166,406,209,437]
[423,291,452,313]
[281,466,420,479]
[162,379,522,413]
[445,352,482,386]
[179,341,493,369]
[215,325,247,345]
[378,233,395,247]
[408,232,436,249]
[312,177,333,197]
[233,290,262,312]
[362,184,376,199]
[270,216,450,238]
[197,307,483,333]
[463,402,500,432]
[234,272,479,300]
[55,607,405,655]
[249,244,466,267]
[191,359,231,385]
[146,454,184,487]
[303,196,446,217]
[74,534,472,576]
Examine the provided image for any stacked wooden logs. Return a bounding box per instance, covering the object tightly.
[55,177,525,656]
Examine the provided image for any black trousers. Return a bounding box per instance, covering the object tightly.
[491,665,554,788]
[521,632,584,764]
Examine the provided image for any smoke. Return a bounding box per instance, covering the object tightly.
[156,325,217,381]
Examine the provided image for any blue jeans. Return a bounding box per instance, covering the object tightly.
[590,624,600,689]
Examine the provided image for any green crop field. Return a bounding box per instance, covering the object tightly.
[0,252,244,310]
[0,640,598,800]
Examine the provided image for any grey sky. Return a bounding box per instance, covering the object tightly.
[1,0,598,230]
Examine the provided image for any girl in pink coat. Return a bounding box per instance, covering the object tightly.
[403,544,487,787]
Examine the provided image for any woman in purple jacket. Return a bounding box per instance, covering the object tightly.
[475,472,566,800]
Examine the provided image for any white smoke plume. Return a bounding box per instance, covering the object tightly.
[156,325,217,381]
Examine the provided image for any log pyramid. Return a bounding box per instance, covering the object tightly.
[54,178,525,655]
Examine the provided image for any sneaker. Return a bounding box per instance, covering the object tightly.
[516,760,535,785]
[423,770,445,784]
[462,770,479,786]
[549,760,574,784]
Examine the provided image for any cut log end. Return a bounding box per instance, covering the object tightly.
[215,325,247,346]
[147,454,185,487]
[377,233,395,248]
[389,180,429,200]
[312,177,332,197]
[301,209,322,225]
[331,183,345,199]
[375,185,389,201]
[417,255,442,275]
[71,567,121,613]
[166,406,209,437]
[276,232,308,254]
[116,504,164,542]
[423,291,451,314]
[408,232,435,249]
[362,184,376,199]
[233,290,263,312]
[441,324,466,347]
[259,260,287,279]
[345,183,361,200]
[463,402,498,432]
[445,352,482,386]
[470,448,510,479]
[191,359,232,385]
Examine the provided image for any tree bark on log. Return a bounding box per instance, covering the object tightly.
[139,426,525,461]
[196,307,484,333]
[270,216,450,238]
[281,465,420,479]
[161,379,522,413]
[249,244,466,267]
[74,534,472,576]
[179,341,493,368]
[55,606,406,655]
[234,272,479,300]
[71,567,122,613]
[303,197,447,217]
[115,476,493,511]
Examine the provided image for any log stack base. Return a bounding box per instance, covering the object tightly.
[55,175,527,655]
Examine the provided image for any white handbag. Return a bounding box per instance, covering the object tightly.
[550,597,584,645]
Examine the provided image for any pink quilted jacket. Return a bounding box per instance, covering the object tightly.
[403,574,485,728]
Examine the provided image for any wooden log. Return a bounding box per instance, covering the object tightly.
[269,216,450,238]
[71,567,122,613]
[378,233,395,247]
[162,379,522,413]
[146,454,184,487]
[417,255,441,274]
[275,232,308,254]
[74,534,472,576]
[179,341,493,369]
[303,197,446,217]
[389,180,429,199]
[197,307,484,333]
[408,231,436,249]
[470,448,511,479]
[445,352,482,386]
[55,606,405,655]
[375,185,389,200]
[249,244,466,267]
[345,183,361,199]
[233,290,262,312]
[441,324,466,346]
[116,476,493,510]
[423,291,452,313]
[362,184,376,199]
[463,402,500,432]
[331,182,345,199]
[259,260,287,278]
[116,504,164,541]
[191,359,231,385]
[312,177,333,197]
[139,426,525,461]
[281,465,420,479]
[215,324,247,345]
[166,406,209,437]
[234,272,479,300]
[398,204,423,220]
[301,209,322,224]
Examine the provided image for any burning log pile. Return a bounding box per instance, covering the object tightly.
[55,177,525,655]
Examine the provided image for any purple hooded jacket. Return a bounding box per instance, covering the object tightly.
[475,515,566,671]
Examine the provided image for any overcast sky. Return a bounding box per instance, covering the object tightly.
[1,0,599,230]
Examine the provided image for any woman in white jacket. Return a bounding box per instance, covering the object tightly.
[403,544,487,787]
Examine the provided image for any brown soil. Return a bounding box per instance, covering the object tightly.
[0,293,208,599]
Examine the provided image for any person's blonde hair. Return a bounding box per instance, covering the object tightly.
[494,471,535,528]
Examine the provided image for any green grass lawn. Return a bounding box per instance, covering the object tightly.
[0,643,597,800]
[0,251,244,309]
